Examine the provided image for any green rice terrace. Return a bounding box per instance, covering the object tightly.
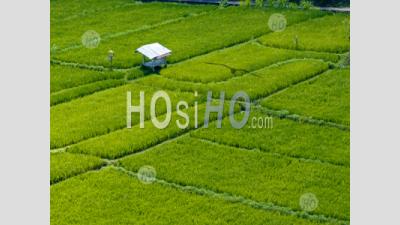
[50,0,350,224]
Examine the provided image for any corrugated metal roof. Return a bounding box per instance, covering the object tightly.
[136,43,171,60]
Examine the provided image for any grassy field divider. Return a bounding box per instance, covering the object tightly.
[253,68,329,104]
[113,165,349,225]
[213,59,330,100]
[213,58,333,85]
[51,79,126,106]
[254,105,349,131]
[50,59,138,71]
[50,152,108,184]
[253,40,344,56]
[190,136,346,167]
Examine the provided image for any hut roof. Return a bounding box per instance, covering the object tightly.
[136,43,171,60]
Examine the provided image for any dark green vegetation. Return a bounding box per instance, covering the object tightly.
[310,0,349,7]
[51,1,350,224]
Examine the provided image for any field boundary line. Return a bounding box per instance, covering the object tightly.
[125,80,200,96]
[51,79,128,106]
[51,78,125,95]
[51,160,111,185]
[254,68,329,104]
[190,136,348,167]
[111,133,191,163]
[50,157,109,185]
[213,58,331,84]
[113,165,349,225]
[254,39,349,55]
[51,77,127,95]
[50,59,138,71]
[254,106,349,131]
[211,65,330,104]
[51,147,67,153]
[253,39,347,55]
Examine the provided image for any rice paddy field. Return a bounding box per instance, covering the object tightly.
[50,1,350,224]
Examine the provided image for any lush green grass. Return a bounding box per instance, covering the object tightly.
[51,2,214,50]
[67,101,236,159]
[261,68,350,125]
[50,152,105,184]
[161,42,339,83]
[51,167,341,225]
[51,83,198,148]
[119,136,349,220]
[51,79,126,105]
[53,7,327,68]
[191,110,349,166]
[50,64,126,93]
[259,14,350,53]
[50,2,350,224]
[137,59,329,100]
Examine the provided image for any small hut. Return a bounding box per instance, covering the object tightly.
[136,43,171,71]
